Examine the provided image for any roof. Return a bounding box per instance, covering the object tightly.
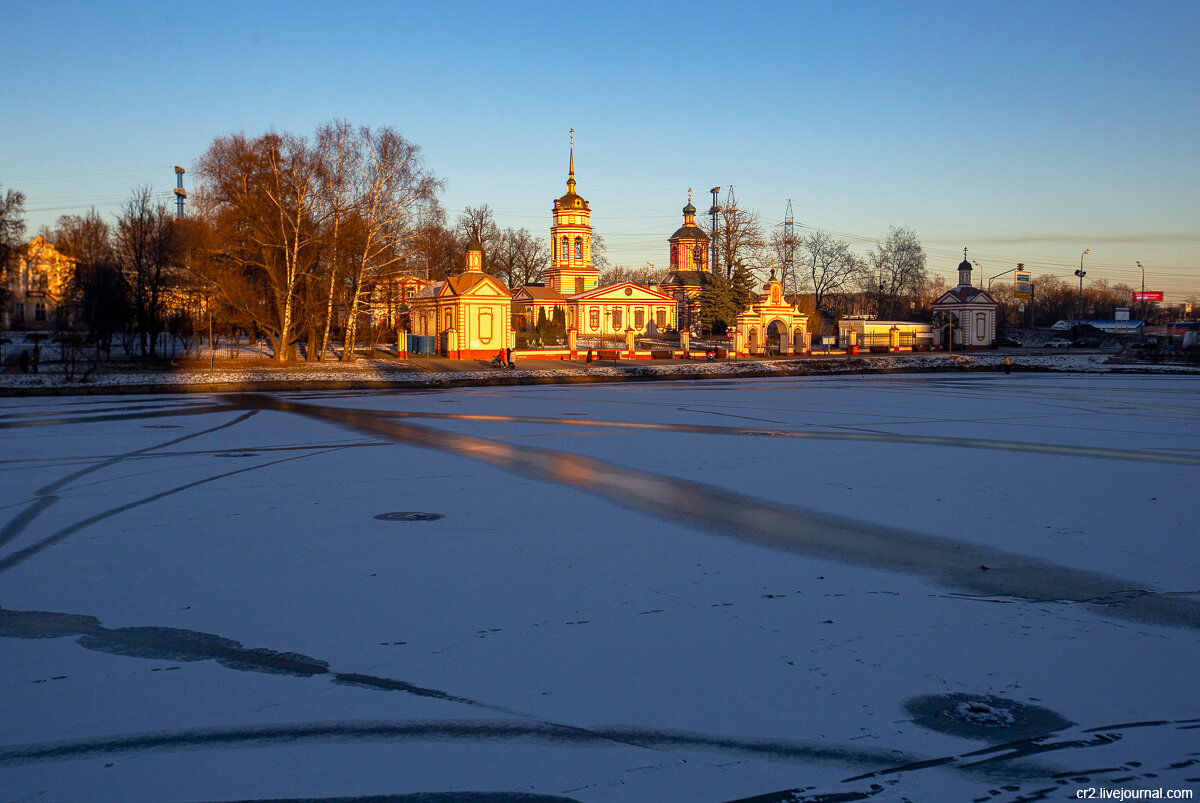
[662,270,715,288]
[933,286,996,305]
[409,281,442,300]
[443,272,511,297]
[513,285,566,302]
[568,281,675,303]
[554,191,589,211]
[669,225,710,242]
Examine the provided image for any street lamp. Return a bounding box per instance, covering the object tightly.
[1074,248,1090,323]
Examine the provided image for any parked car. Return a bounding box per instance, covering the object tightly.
[996,336,1022,347]
[1072,337,1101,348]
[1044,339,1071,348]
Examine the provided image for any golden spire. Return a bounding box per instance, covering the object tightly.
[567,128,576,194]
[688,187,692,203]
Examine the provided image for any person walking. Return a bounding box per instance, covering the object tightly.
[1002,356,1012,375]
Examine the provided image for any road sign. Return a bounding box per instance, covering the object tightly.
[1015,270,1032,299]
[1115,308,1129,321]
[1133,291,1163,301]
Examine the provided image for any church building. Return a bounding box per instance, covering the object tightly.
[660,191,715,334]
[513,133,676,340]
[931,250,999,349]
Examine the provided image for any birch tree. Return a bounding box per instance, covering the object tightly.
[340,125,441,361]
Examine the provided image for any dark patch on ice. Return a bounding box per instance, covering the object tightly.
[905,694,1073,743]
[0,606,503,709]
[215,452,259,458]
[374,512,445,522]
[194,794,584,803]
[228,395,1200,631]
[332,673,476,705]
[0,719,920,770]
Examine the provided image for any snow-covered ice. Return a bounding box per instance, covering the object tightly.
[1,373,1198,802]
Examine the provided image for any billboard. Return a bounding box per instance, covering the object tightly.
[1014,270,1032,299]
[1133,291,1164,301]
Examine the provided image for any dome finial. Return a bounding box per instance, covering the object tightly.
[569,128,574,177]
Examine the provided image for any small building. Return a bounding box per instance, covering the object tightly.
[839,319,935,351]
[930,250,998,350]
[732,272,809,356]
[408,239,512,359]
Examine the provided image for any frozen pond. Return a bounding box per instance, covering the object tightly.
[2,374,1198,802]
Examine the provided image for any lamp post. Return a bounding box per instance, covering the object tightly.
[1074,248,1090,324]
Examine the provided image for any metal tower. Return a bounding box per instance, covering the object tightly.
[707,187,721,274]
[782,199,797,299]
[173,166,187,217]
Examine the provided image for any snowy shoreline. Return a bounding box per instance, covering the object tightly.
[0,351,1197,395]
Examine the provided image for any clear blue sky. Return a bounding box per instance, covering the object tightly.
[3,0,1198,298]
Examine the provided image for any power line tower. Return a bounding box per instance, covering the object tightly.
[782,199,797,299]
[707,187,721,274]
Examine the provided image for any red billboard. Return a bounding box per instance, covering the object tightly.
[1133,291,1164,301]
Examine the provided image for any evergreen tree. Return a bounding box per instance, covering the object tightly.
[700,268,735,336]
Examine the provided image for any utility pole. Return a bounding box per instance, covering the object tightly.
[708,187,721,275]
[1075,248,1090,324]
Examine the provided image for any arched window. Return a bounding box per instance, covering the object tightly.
[561,237,569,262]
[693,246,702,267]
[656,308,666,327]
[575,237,583,260]
[612,308,622,330]
[634,308,645,328]
[589,307,599,330]
[575,276,584,294]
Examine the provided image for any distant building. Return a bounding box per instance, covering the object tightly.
[930,250,998,349]
[3,236,76,329]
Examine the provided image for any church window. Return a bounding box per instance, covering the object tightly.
[670,243,678,268]
[575,277,584,294]
[574,237,583,260]
[589,307,599,330]
[561,237,569,262]
[611,308,622,330]
[14,303,25,323]
[693,246,702,267]
[444,309,453,330]
[634,308,645,328]
[656,308,666,327]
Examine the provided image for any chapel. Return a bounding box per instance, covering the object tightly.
[930,249,999,349]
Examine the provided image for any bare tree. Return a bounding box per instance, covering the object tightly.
[718,187,766,280]
[195,131,325,361]
[315,120,357,360]
[492,227,548,289]
[864,227,927,319]
[797,229,862,312]
[0,186,26,271]
[339,125,441,361]
[115,187,180,357]
[453,205,501,272]
[49,209,127,352]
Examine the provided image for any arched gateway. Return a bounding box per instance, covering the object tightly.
[732,273,809,357]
